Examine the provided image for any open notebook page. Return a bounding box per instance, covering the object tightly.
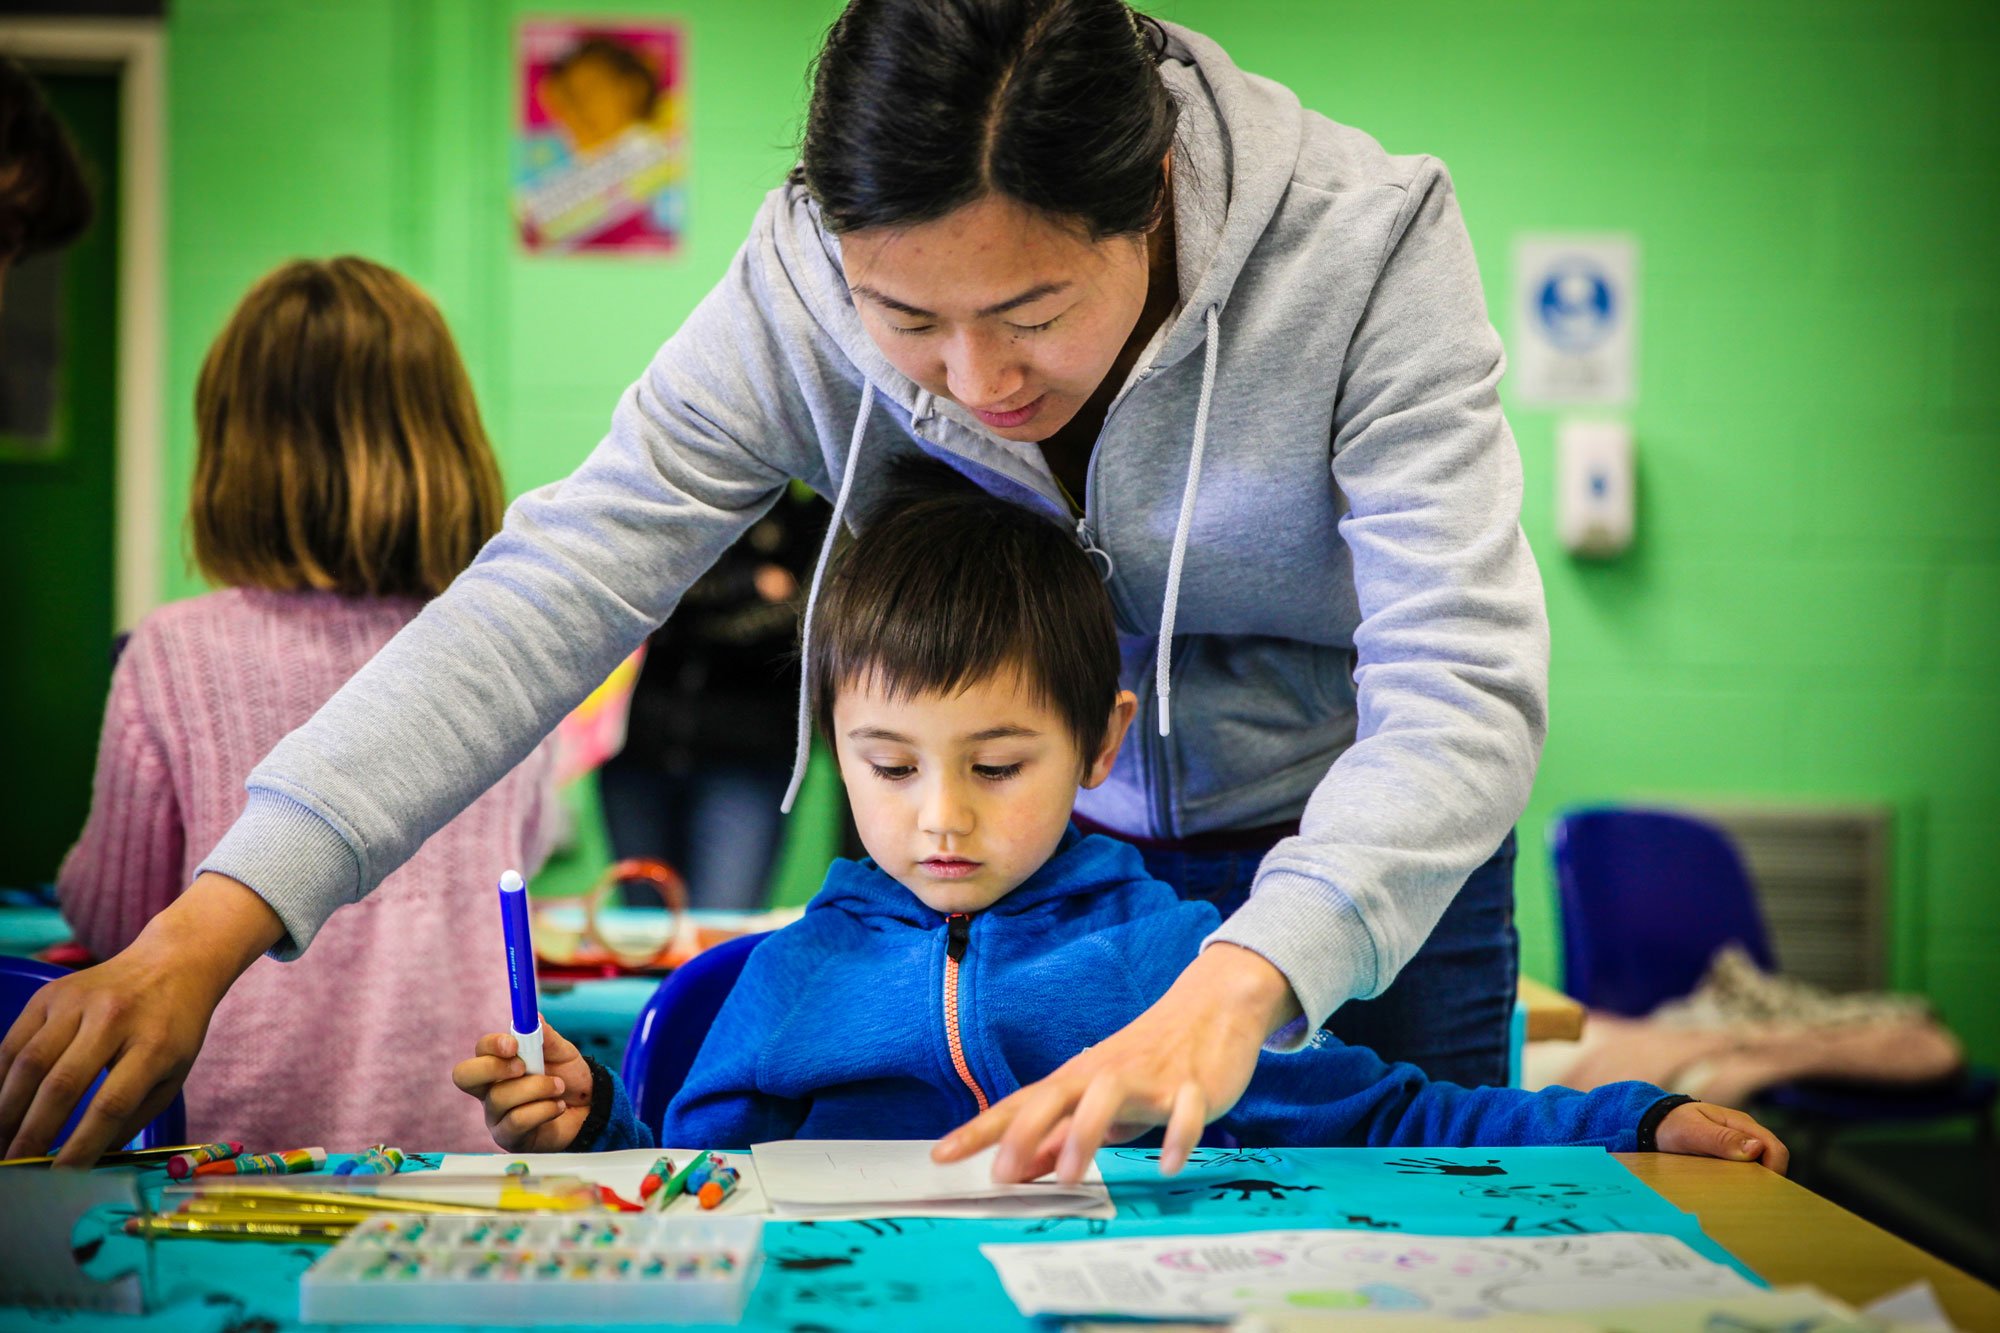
[752,1138,1115,1220]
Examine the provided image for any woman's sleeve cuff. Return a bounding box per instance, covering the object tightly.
[569,1056,621,1153]
[195,789,365,960]
[1203,868,1380,1053]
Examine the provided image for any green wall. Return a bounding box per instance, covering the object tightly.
[161,1,1997,1058]
[1151,0,1997,1061]
[165,0,849,904]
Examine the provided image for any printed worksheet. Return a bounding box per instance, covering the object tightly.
[753,1139,1115,1220]
[981,1228,1757,1320]
[1222,1285,1902,1331]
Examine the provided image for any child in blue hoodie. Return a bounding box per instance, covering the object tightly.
[453,464,1787,1177]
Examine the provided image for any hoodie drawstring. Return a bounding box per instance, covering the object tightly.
[780,303,1217,808]
[781,381,874,813]
[1154,304,1220,737]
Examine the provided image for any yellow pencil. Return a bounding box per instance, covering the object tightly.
[123,1215,354,1242]
[0,1143,209,1169]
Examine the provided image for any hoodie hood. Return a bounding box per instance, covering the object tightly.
[810,827,1173,930]
[778,23,1308,808]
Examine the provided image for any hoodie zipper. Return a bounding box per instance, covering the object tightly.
[942,913,990,1113]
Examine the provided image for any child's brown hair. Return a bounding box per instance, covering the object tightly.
[808,456,1121,765]
[190,256,504,598]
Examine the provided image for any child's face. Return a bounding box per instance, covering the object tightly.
[541,57,651,152]
[832,666,1136,914]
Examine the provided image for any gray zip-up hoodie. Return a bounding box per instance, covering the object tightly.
[201,23,1546,1047]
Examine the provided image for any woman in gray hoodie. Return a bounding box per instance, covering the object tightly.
[2,0,1547,1179]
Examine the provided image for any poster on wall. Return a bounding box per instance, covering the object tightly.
[1511,234,1639,407]
[513,20,687,253]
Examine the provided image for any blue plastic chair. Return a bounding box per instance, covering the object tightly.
[1549,808,1997,1163]
[621,932,771,1133]
[0,954,188,1152]
[1551,808,1776,1019]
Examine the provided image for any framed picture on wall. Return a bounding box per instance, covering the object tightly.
[513,19,688,254]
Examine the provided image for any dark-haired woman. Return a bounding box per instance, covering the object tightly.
[2,3,1545,1182]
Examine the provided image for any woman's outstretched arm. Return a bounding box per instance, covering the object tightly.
[0,871,281,1162]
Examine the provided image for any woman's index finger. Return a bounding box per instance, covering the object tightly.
[931,1087,1032,1163]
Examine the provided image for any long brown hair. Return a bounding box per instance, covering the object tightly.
[190,256,504,598]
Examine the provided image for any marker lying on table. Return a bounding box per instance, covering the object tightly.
[639,1155,677,1202]
[339,1145,406,1176]
[653,1152,707,1209]
[165,1141,244,1180]
[698,1166,739,1210]
[691,1152,728,1188]
[194,1147,327,1177]
[497,868,543,1075]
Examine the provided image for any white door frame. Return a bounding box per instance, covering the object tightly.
[2,18,165,629]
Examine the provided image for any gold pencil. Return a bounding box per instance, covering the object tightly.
[169,1186,493,1215]
[0,1143,209,1169]
[123,1215,355,1242]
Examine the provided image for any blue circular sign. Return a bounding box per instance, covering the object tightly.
[1535,260,1617,353]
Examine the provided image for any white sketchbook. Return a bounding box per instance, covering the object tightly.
[751,1138,1116,1220]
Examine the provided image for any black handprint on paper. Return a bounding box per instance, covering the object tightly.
[1171,1178,1324,1203]
[772,1247,863,1272]
[1340,1214,1402,1230]
[1386,1156,1506,1176]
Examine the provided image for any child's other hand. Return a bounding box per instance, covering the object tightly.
[1655,1100,1789,1175]
[451,1020,593,1153]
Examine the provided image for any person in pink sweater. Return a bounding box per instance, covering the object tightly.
[58,257,556,1154]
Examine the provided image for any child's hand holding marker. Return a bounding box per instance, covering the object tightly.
[452,866,592,1151]
[453,1023,594,1152]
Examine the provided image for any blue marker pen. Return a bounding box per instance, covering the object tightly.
[497,869,544,1075]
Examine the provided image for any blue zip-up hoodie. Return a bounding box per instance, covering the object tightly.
[575,834,1672,1154]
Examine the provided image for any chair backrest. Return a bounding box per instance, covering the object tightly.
[0,954,188,1151]
[620,932,770,1134]
[1549,808,1778,1017]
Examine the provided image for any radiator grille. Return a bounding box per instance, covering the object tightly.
[1673,802,1892,993]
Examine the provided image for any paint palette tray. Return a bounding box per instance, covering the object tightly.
[300,1213,762,1325]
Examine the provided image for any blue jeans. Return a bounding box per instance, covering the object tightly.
[1134,833,1520,1089]
[597,760,791,911]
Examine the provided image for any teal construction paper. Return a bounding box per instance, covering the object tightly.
[29,1147,1756,1333]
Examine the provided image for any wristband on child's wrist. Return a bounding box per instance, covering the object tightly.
[566,1055,618,1152]
[1635,1093,1696,1151]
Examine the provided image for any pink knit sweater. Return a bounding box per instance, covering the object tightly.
[58,589,556,1153]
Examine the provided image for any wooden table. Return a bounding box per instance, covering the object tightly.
[1519,974,1586,1041]
[1617,1153,2000,1329]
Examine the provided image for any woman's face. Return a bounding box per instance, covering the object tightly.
[840,195,1152,442]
